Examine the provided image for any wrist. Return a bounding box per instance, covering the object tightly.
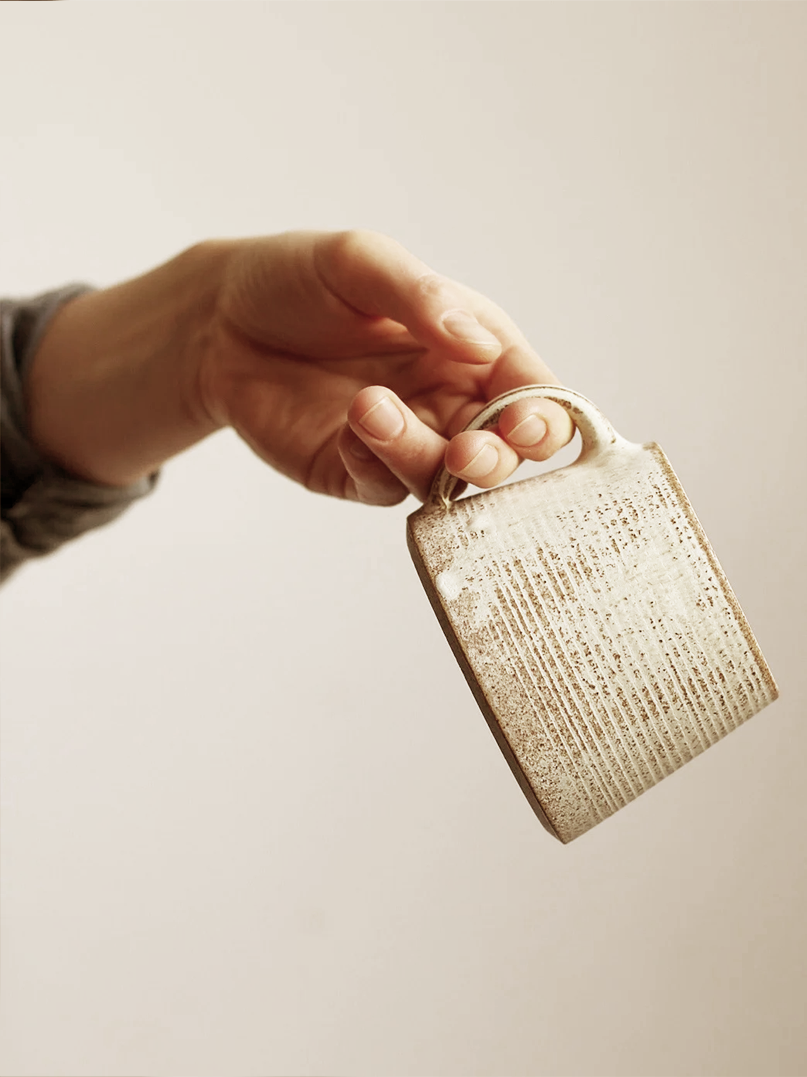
[26,241,234,487]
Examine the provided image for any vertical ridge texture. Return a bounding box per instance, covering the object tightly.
[409,443,778,842]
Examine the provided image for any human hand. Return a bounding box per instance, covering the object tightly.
[197,230,574,505]
[26,231,573,500]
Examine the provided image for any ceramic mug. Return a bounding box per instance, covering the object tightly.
[407,386,778,842]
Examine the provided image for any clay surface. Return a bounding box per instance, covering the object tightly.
[408,388,779,843]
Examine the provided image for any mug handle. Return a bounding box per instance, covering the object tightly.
[427,384,631,508]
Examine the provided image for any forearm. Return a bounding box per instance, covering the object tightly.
[25,242,231,487]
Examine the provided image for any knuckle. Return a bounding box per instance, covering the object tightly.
[324,228,383,270]
[321,230,358,275]
[412,271,452,306]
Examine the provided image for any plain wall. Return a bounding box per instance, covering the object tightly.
[1,4,805,1076]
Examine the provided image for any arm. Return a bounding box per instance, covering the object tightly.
[24,243,225,488]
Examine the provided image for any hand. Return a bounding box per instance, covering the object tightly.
[26,230,573,501]
[197,230,574,504]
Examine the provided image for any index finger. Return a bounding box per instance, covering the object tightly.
[313,229,503,366]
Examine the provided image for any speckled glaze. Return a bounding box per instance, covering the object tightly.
[407,386,779,843]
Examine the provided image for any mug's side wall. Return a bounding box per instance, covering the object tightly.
[407,510,562,842]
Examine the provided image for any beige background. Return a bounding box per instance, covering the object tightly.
[1,3,805,1075]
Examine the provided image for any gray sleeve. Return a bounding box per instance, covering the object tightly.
[1,286,158,583]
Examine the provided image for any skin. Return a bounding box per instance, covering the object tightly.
[25,230,574,504]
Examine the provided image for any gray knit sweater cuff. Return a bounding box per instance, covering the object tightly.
[1,286,158,583]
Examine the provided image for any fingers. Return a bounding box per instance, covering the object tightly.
[316,230,577,499]
[314,230,503,366]
[441,395,573,482]
[316,230,574,454]
[497,394,576,462]
[483,342,575,458]
[445,431,522,489]
[346,386,449,502]
[341,384,578,504]
[344,386,536,501]
[341,382,581,505]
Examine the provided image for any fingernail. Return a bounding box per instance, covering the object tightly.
[441,310,501,351]
[507,414,548,448]
[460,443,499,480]
[358,396,405,440]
